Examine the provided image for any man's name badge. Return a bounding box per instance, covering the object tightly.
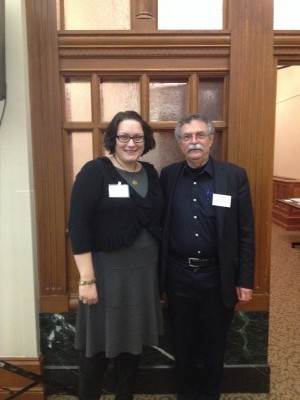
[108,182,130,198]
[212,193,232,208]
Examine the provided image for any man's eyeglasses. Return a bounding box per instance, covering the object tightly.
[116,134,145,143]
[179,132,211,142]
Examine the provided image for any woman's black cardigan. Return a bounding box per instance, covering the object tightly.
[68,156,163,255]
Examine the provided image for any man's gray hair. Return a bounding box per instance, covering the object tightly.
[174,114,215,140]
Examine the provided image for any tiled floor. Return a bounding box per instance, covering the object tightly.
[48,225,300,400]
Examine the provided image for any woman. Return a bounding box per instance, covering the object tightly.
[68,110,164,400]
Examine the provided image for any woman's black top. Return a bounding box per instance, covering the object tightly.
[68,156,163,254]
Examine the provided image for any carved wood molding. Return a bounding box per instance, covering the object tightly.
[58,31,230,47]
[135,0,155,19]
[131,0,156,30]
[58,32,230,60]
[274,31,300,58]
[59,47,230,59]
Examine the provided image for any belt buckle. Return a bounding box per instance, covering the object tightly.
[188,257,200,268]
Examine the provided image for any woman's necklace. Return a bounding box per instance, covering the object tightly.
[113,155,139,186]
[131,173,138,186]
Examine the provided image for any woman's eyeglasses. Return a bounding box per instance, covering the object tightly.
[116,134,145,143]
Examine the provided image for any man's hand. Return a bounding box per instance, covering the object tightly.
[236,287,253,303]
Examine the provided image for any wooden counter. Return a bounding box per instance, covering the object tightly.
[272,177,300,230]
[273,199,300,230]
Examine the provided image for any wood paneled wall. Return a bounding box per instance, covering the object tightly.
[25,0,300,312]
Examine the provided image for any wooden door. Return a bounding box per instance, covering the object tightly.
[26,0,275,312]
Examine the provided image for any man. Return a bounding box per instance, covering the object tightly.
[160,114,255,400]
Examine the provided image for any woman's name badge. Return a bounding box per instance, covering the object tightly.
[109,182,130,198]
[212,193,231,208]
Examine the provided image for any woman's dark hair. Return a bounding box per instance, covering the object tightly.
[103,110,156,156]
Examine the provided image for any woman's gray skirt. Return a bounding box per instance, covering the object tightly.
[75,231,163,358]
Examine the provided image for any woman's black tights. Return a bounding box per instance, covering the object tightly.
[79,351,109,400]
[78,351,140,400]
[114,352,140,400]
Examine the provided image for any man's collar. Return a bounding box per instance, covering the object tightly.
[184,157,214,177]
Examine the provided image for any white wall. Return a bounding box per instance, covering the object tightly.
[0,0,39,357]
[274,66,300,179]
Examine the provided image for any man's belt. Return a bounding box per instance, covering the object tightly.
[171,254,219,269]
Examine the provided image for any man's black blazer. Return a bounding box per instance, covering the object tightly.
[160,158,255,309]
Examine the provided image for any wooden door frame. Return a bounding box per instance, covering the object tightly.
[25,0,299,313]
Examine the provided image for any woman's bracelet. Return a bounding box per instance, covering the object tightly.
[79,278,97,286]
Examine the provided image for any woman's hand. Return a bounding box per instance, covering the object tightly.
[74,252,98,305]
[79,283,98,305]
